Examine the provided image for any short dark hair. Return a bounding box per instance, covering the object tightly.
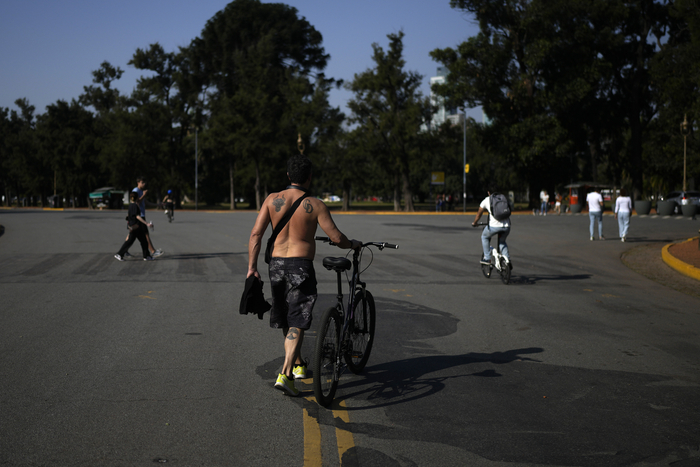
[287,155,312,184]
[620,188,628,197]
[130,192,138,202]
[137,176,146,183]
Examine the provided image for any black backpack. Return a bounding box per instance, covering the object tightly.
[489,193,511,221]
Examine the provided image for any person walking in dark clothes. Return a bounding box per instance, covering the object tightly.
[114,192,154,261]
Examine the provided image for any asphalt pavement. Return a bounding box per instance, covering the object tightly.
[0,208,699,467]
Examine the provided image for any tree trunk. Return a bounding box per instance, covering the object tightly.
[628,109,644,200]
[402,169,414,212]
[587,127,599,183]
[254,160,261,211]
[393,174,401,212]
[342,181,351,212]
[234,160,236,211]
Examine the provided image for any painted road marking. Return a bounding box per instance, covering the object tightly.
[333,399,355,463]
[303,394,356,466]
[303,397,322,467]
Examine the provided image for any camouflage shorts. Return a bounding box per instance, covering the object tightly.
[268,258,317,330]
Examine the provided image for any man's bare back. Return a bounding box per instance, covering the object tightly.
[247,183,358,279]
[265,188,324,260]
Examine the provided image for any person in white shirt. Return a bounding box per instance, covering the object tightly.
[586,188,604,240]
[614,188,633,242]
[472,188,512,268]
[540,190,549,215]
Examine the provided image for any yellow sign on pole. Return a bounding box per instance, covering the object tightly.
[431,172,445,185]
[465,164,470,173]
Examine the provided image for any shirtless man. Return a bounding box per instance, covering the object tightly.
[247,155,361,397]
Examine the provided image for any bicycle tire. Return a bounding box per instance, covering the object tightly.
[313,307,341,407]
[345,290,376,374]
[481,257,492,278]
[499,257,511,284]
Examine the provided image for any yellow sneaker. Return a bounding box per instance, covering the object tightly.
[292,361,307,380]
[274,373,299,397]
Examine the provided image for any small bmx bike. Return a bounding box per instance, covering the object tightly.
[474,222,511,285]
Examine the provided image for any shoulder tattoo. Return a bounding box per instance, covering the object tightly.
[273,194,285,212]
[303,199,313,213]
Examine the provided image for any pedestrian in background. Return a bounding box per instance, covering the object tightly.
[615,188,632,242]
[587,188,604,240]
[554,192,562,215]
[540,190,549,216]
[115,192,153,261]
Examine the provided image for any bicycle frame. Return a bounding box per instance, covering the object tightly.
[490,242,508,271]
[316,238,398,381]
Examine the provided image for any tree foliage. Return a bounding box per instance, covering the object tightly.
[432,0,686,201]
[3,0,699,209]
[347,31,430,212]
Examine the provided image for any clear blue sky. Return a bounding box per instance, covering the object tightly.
[0,0,481,119]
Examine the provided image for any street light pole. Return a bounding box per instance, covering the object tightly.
[680,114,689,192]
[463,108,467,212]
[195,127,198,211]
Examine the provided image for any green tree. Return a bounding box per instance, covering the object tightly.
[431,0,672,200]
[190,0,330,209]
[35,99,101,206]
[646,0,700,196]
[128,43,201,201]
[347,31,429,212]
[1,99,40,205]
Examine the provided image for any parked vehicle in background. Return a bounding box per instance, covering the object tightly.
[89,187,125,210]
[661,191,700,214]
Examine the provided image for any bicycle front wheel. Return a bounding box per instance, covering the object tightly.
[345,291,376,374]
[481,257,492,278]
[313,307,341,407]
[499,257,511,284]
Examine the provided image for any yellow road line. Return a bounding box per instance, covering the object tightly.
[303,394,356,466]
[333,399,355,463]
[303,396,322,467]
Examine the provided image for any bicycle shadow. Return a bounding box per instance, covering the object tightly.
[334,348,545,410]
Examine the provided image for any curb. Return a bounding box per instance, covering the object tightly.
[661,237,700,282]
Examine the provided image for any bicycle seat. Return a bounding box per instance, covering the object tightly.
[323,257,351,271]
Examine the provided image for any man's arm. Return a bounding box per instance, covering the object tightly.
[317,203,360,250]
[472,206,487,226]
[247,199,272,279]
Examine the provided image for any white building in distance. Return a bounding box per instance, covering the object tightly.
[425,67,464,130]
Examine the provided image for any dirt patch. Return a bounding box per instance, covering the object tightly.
[621,243,700,299]
[668,238,700,269]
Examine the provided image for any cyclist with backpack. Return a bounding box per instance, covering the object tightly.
[472,188,512,269]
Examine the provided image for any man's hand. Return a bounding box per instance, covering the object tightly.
[350,239,362,250]
[247,268,261,280]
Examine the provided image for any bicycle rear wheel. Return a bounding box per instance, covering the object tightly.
[499,257,511,284]
[481,256,492,278]
[313,307,341,407]
[345,290,376,374]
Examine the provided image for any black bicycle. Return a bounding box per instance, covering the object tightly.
[474,223,511,285]
[312,236,399,407]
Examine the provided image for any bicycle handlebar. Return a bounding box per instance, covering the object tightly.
[315,236,399,250]
[473,222,489,227]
